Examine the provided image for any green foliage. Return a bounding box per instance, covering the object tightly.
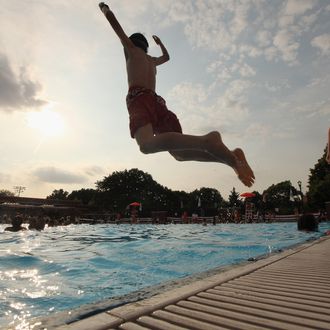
[0,189,15,197]
[68,188,97,205]
[250,191,263,209]
[307,148,330,209]
[96,168,169,213]
[189,187,224,216]
[263,180,298,214]
[45,148,329,215]
[46,189,69,200]
[228,187,240,207]
[95,168,223,216]
[308,174,330,209]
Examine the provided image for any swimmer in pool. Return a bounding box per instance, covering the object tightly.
[98,2,255,187]
[4,214,27,232]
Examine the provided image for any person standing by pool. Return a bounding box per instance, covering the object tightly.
[98,2,255,187]
[297,214,318,232]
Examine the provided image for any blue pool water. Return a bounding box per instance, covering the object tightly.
[0,222,329,327]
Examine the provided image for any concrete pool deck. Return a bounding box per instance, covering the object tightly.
[30,235,330,330]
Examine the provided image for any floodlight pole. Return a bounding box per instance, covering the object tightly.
[13,186,26,197]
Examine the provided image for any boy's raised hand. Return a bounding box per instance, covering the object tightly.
[152,35,162,45]
[99,2,110,13]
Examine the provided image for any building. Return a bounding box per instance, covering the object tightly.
[0,196,86,220]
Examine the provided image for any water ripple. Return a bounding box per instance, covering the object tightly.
[0,222,328,328]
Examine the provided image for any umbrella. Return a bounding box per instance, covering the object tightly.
[129,202,141,207]
[240,192,256,198]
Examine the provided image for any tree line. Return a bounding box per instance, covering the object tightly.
[1,146,328,216]
[45,147,329,216]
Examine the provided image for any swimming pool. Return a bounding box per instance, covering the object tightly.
[1,222,329,328]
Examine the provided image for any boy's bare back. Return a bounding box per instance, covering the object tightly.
[125,48,157,91]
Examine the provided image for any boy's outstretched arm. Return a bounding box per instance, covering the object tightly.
[99,2,134,49]
[152,35,170,66]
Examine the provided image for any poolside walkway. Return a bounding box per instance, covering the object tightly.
[46,236,330,329]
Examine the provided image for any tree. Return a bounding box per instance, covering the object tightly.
[190,187,223,216]
[68,188,97,205]
[0,189,15,197]
[96,168,170,214]
[228,187,240,207]
[245,191,263,213]
[164,190,191,216]
[46,189,69,200]
[250,191,262,205]
[263,180,297,214]
[307,147,330,210]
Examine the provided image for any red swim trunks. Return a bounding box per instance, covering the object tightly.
[126,86,182,138]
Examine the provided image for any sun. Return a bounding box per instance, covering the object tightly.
[26,107,65,138]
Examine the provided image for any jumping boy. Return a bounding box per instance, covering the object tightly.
[99,2,255,187]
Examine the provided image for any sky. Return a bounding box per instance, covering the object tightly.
[0,0,329,200]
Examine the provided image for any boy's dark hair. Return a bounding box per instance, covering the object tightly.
[129,33,149,53]
[297,213,318,232]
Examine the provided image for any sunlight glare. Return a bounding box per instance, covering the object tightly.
[26,107,65,138]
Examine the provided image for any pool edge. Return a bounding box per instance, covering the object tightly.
[17,235,330,330]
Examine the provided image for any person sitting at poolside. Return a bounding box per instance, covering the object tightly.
[297,214,318,232]
[4,214,27,232]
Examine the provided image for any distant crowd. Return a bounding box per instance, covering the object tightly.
[1,213,79,232]
[0,211,326,234]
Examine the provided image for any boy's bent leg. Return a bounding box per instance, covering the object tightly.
[135,125,206,155]
[134,126,255,187]
[135,129,231,162]
[134,125,219,161]
[170,149,254,187]
[169,150,219,162]
[133,124,155,153]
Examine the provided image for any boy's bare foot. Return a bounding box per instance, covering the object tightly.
[232,148,255,187]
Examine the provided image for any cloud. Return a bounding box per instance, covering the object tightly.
[283,0,316,16]
[167,79,251,133]
[0,172,11,183]
[213,79,251,122]
[168,82,208,105]
[255,30,272,48]
[273,30,299,64]
[0,2,103,80]
[264,80,291,92]
[152,0,324,70]
[272,1,320,65]
[32,166,87,184]
[207,56,256,83]
[305,99,330,118]
[311,33,330,55]
[162,1,193,24]
[0,53,46,112]
[244,123,271,140]
[84,166,105,177]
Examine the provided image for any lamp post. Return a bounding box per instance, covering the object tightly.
[197,195,202,217]
[13,186,26,197]
[297,181,303,213]
[297,181,302,194]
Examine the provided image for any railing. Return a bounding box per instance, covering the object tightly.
[0,196,83,207]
